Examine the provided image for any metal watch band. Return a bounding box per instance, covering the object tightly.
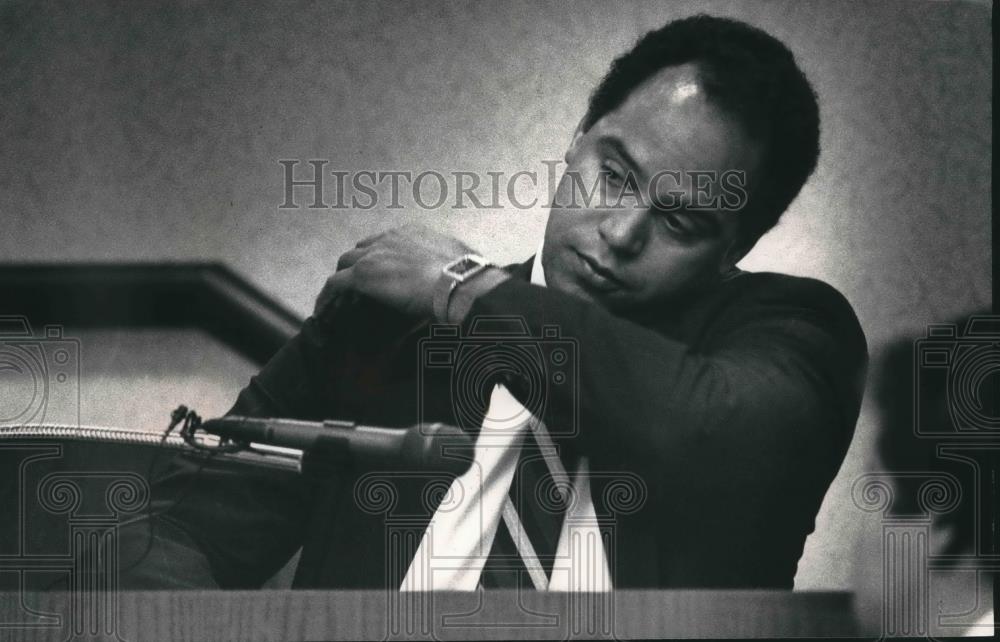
[432,254,494,322]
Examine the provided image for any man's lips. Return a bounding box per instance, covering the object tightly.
[573,249,628,291]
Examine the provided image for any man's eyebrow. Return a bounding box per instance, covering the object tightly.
[599,136,647,180]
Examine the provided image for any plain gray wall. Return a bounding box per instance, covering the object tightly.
[1,0,991,635]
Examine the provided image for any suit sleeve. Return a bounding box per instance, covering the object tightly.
[462,276,868,502]
[117,314,338,589]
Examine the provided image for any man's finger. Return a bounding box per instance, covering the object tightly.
[313,268,354,316]
[336,246,371,272]
[354,231,386,248]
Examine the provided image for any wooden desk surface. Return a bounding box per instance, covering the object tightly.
[1,589,857,640]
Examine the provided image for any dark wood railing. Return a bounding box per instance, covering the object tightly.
[0,263,302,364]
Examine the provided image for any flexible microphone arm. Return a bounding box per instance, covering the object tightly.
[0,412,476,477]
[199,416,475,477]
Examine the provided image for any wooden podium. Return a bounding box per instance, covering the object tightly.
[1,436,858,639]
[1,589,857,640]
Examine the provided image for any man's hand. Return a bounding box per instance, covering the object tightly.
[314,225,478,319]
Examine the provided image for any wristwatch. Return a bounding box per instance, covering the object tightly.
[432,254,496,322]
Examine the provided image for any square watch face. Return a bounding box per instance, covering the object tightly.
[450,257,480,275]
[445,256,486,280]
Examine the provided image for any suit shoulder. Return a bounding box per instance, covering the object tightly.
[723,271,867,350]
[731,271,850,306]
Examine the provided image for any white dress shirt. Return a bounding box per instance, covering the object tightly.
[401,249,612,591]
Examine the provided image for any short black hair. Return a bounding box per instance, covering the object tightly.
[582,14,820,244]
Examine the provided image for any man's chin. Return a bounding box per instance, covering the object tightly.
[552,274,635,310]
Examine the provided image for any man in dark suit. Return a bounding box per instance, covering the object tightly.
[117,14,867,590]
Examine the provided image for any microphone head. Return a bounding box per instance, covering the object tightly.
[402,423,474,476]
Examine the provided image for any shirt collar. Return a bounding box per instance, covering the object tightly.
[529,241,547,287]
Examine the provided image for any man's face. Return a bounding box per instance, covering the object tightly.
[542,63,763,311]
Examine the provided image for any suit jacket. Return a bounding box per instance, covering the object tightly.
[117,257,867,589]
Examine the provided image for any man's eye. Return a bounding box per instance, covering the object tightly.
[660,213,694,240]
[602,162,625,185]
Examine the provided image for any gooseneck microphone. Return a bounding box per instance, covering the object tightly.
[198,416,474,476]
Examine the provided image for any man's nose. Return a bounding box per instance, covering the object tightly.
[597,205,648,256]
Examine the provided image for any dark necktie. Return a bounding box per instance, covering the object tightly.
[479,425,571,588]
